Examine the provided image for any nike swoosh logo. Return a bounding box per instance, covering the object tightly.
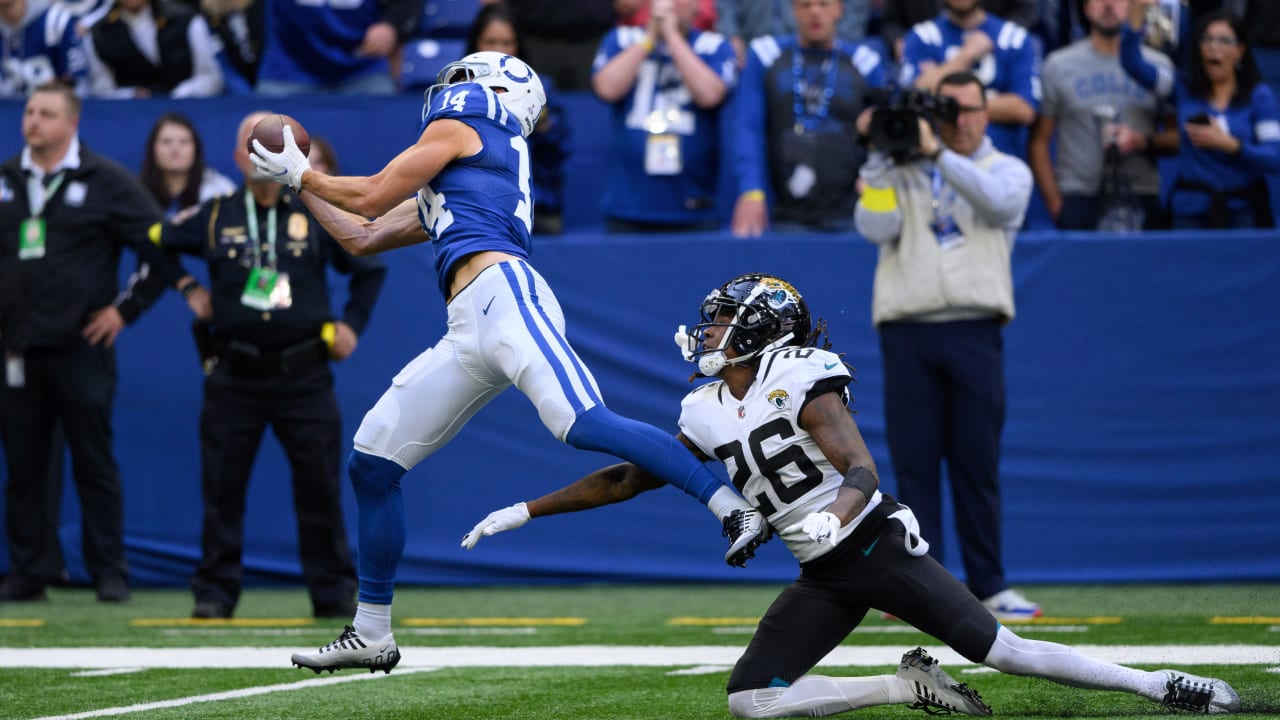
[861,537,879,556]
[824,362,839,370]
[482,296,495,315]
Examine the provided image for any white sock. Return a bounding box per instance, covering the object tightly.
[353,602,392,640]
[984,626,1165,700]
[708,485,750,519]
[727,674,910,718]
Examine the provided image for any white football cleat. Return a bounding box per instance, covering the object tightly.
[723,508,771,567]
[292,625,400,674]
[1159,670,1241,714]
[980,588,1042,622]
[897,647,992,716]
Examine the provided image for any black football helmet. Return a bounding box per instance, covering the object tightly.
[680,273,811,376]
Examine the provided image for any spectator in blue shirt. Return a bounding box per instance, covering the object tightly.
[0,0,90,97]
[1122,0,1280,228]
[255,0,420,95]
[592,0,737,232]
[899,0,1041,159]
[730,0,886,236]
[716,0,870,68]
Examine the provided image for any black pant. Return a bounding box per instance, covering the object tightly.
[0,343,126,586]
[190,361,356,612]
[727,499,999,693]
[879,318,1007,600]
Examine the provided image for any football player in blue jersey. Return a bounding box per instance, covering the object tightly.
[464,273,1242,718]
[249,51,768,674]
[0,0,90,98]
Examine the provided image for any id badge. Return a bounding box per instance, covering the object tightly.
[931,217,966,251]
[645,133,682,176]
[5,352,24,388]
[18,218,46,260]
[270,272,293,310]
[241,267,278,310]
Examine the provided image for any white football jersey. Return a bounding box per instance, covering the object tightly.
[678,347,882,562]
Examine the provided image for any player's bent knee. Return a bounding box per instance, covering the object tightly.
[348,450,405,493]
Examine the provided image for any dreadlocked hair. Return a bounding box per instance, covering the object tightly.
[806,317,859,415]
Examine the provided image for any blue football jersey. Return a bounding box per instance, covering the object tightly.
[592,26,737,225]
[416,82,533,298]
[900,13,1041,158]
[0,0,89,97]
[258,0,384,85]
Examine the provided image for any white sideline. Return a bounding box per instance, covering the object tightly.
[28,667,440,720]
[2,644,1276,669]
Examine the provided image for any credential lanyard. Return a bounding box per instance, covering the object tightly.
[244,190,277,270]
[792,46,837,134]
[930,167,953,227]
[26,171,66,217]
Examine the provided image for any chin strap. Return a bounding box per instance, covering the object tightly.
[674,326,798,378]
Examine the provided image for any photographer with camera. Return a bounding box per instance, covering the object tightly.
[854,70,1040,622]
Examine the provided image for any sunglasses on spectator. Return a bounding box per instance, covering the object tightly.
[1199,35,1239,47]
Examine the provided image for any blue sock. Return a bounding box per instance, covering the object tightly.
[565,405,725,504]
[348,450,406,605]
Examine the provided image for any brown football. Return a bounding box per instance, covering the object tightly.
[247,114,311,156]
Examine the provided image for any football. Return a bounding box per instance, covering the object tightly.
[247,114,311,156]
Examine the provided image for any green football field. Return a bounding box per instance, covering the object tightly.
[1,583,1278,719]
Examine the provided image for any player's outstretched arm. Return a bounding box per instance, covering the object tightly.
[300,193,425,256]
[299,118,479,218]
[461,463,666,549]
[253,118,479,218]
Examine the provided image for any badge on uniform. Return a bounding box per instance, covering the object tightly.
[18,217,46,260]
[4,352,24,388]
[930,216,966,251]
[241,267,293,310]
[643,108,683,176]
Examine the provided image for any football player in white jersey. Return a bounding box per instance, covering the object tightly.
[249,52,768,675]
[465,273,1241,717]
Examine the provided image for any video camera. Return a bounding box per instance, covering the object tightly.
[865,88,960,162]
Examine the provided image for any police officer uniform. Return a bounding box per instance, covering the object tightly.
[151,185,385,618]
[0,138,164,602]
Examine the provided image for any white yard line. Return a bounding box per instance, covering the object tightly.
[1,645,1276,669]
[28,667,440,720]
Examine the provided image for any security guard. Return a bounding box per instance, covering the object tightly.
[146,111,386,619]
[0,82,166,604]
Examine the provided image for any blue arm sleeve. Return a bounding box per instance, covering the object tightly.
[732,43,770,196]
[1120,25,1161,93]
[1239,86,1280,174]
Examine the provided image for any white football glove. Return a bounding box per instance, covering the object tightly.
[250,124,310,191]
[460,502,531,550]
[785,511,842,544]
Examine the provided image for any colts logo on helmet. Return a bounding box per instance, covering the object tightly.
[500,56,531,84]
[768,389,789,409]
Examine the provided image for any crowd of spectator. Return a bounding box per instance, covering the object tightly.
[2,0,1276,233]
[0,0,1276,232]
